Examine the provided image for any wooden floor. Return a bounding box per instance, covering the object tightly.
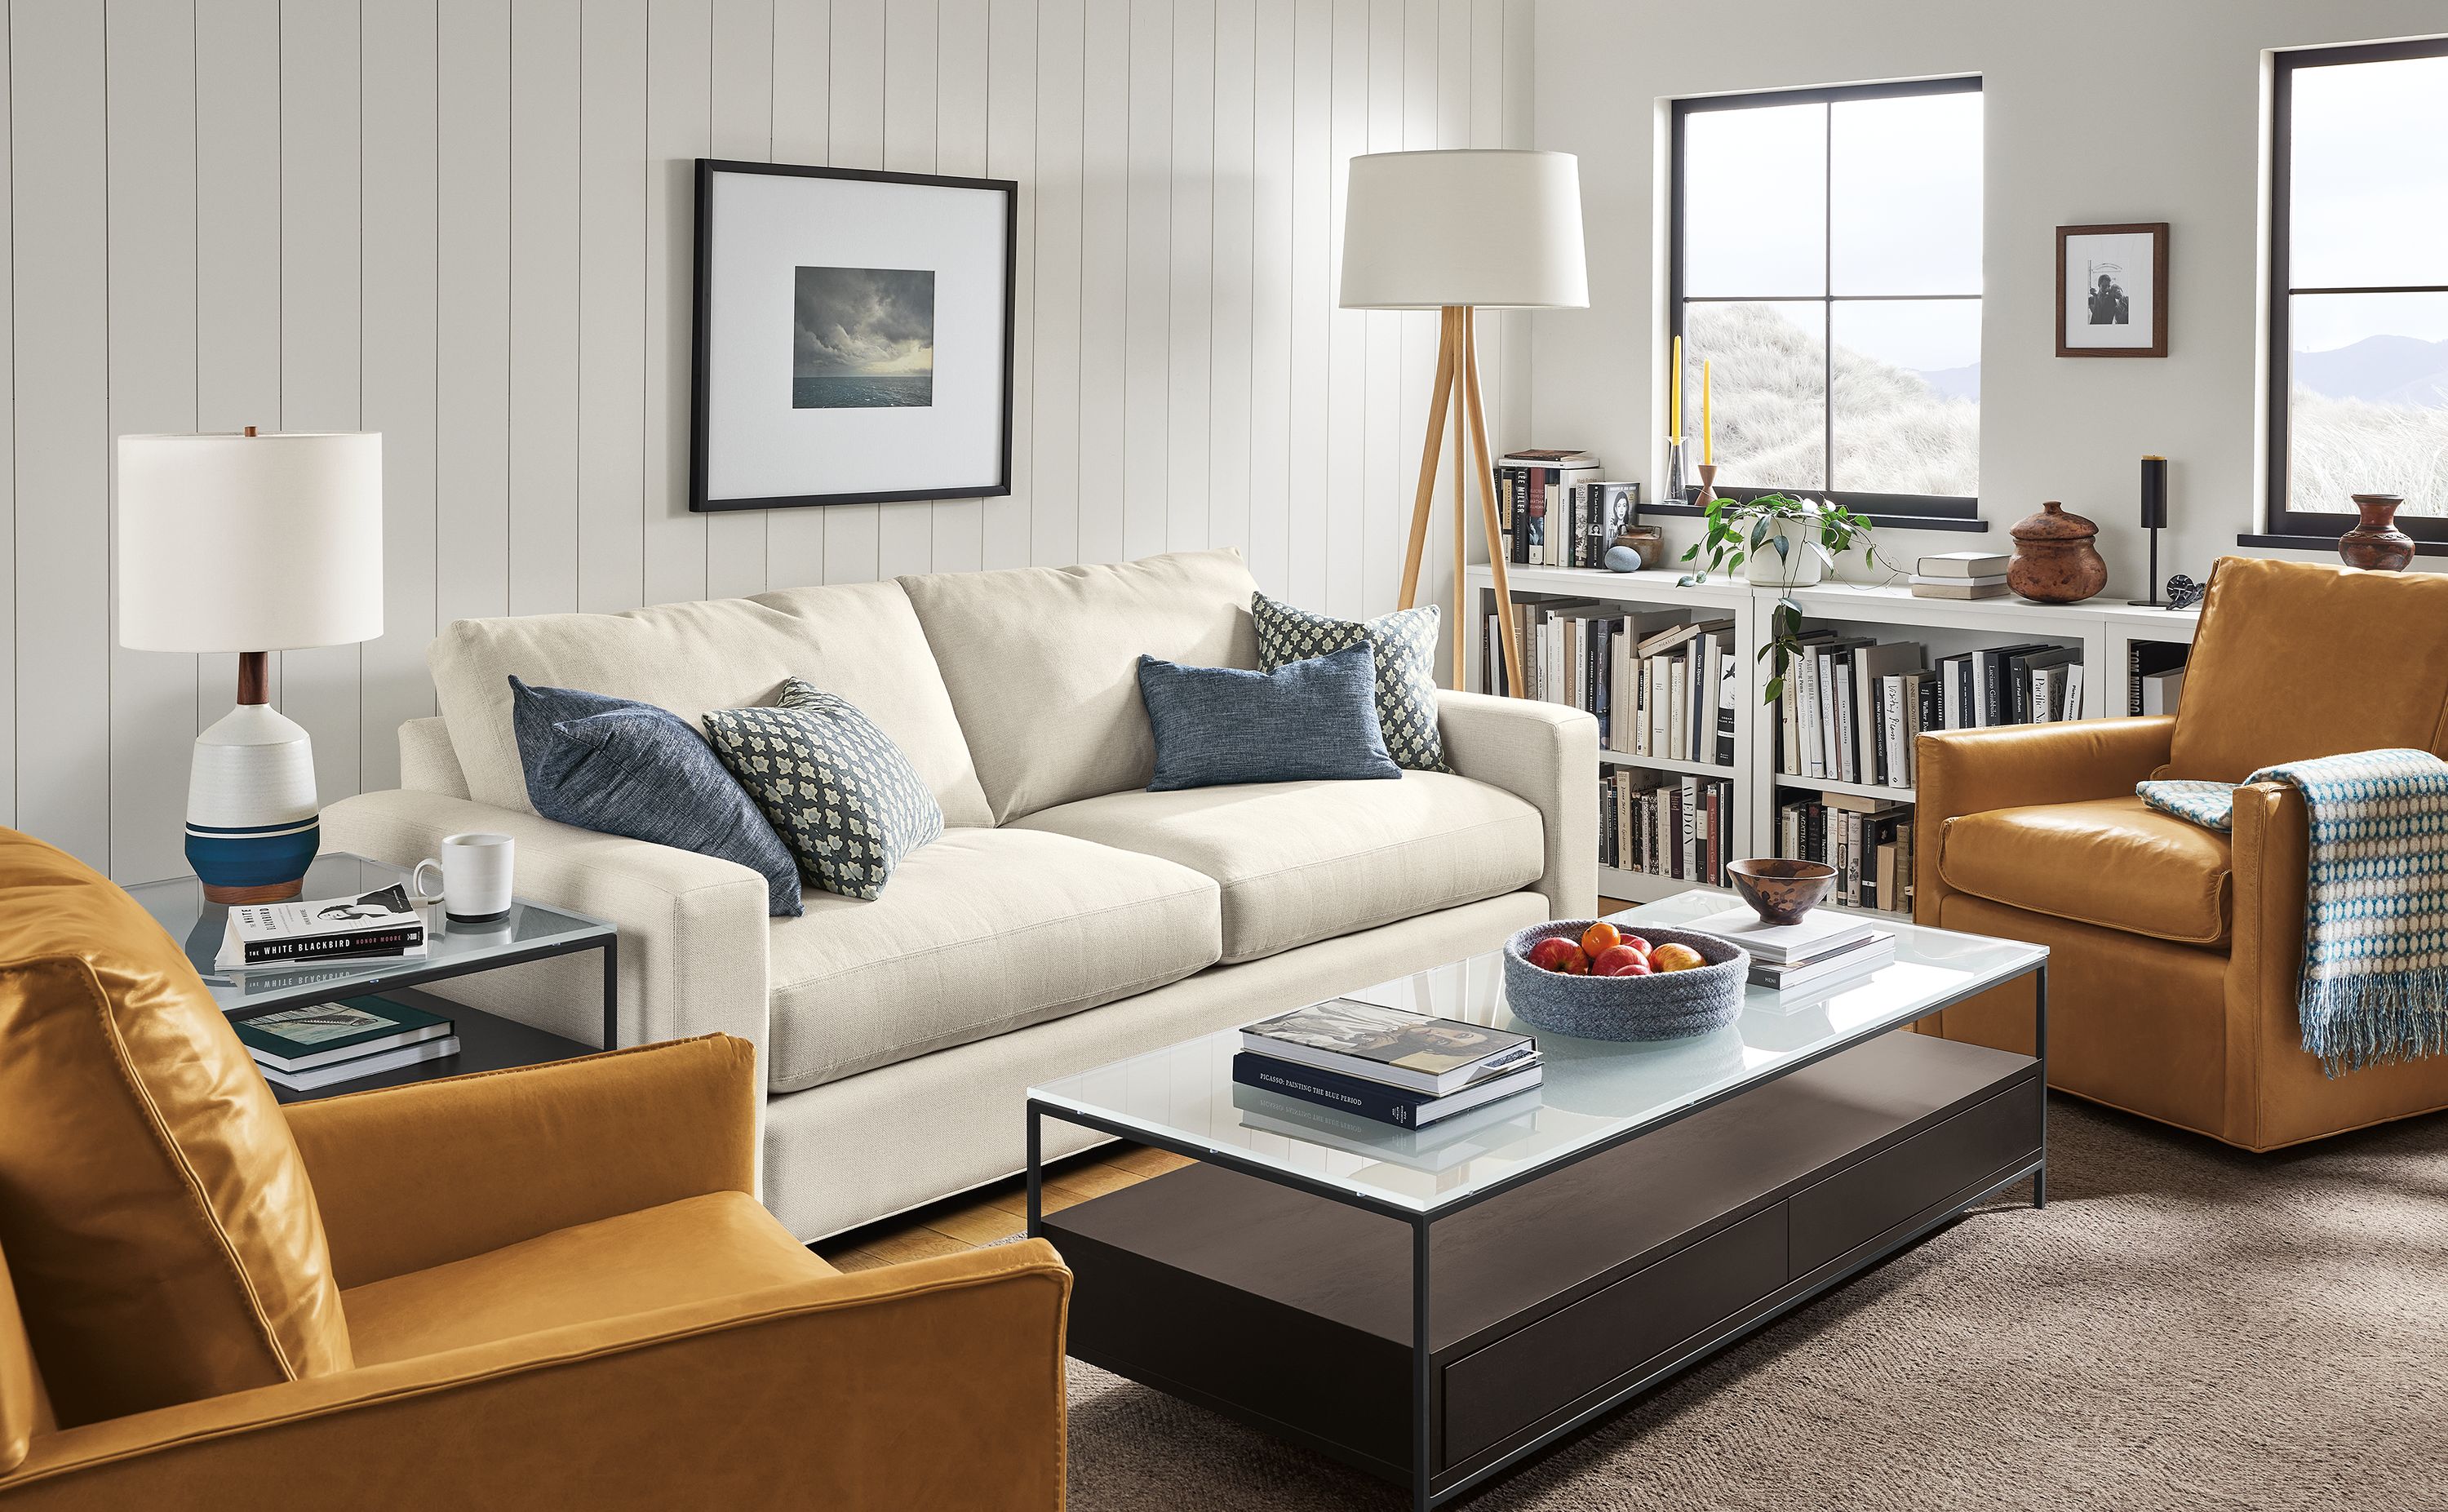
[817,896,1634,1272]
[813,1142,1195,1273]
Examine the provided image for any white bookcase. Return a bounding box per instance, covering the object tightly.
[1466,563,2203,921]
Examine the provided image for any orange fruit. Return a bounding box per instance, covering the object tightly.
[1581,921,1621,958]
[1650,942,1706,973]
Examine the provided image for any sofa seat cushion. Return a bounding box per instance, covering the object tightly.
[1010,773,1545,965]
[343,1192,829,1368]
[1938,796,2233,947]
[765,827,1222,1093]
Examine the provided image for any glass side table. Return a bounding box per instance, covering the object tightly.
[129,851,619,1105]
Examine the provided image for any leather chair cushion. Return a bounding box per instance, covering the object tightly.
[1937,796,2233,947]
[2167,556,2448,782]
[1010,772,1546,964]
[0,828,353,1429]
[342,1191,833,1368]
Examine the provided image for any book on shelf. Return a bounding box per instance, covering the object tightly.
[230,996,457,1073]
[1912,579,2010,600]
[1232,1084,1541,1168]
[1231,1051,1542,1129]
[1495,450,1601,565]
[1776,798,1914,912]
[1601,769,1736,885]
[214,885,428,972]
[1238,999,1535,1096]
[1909,572,2008,588]
[258,1035,463,1092]
[2128,641,2191,716]
[2138,667,2186,716]
[1914,551,2011,579]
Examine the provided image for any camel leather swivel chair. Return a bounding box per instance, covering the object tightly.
[1914,556,2448,1151]
[0,826,1070,1510]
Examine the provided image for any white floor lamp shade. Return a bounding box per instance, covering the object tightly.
[1338,149,1585,695]
[117,430,384,901]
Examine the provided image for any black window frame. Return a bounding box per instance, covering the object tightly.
[1663,75,1986,531]
[2255,37,2448,555]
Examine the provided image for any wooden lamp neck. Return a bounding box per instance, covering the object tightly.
[237,651,269,706]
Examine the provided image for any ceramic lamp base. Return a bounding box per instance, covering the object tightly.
[185,701,320,903]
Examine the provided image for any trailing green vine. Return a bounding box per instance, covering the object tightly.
[1678,492,1882,705]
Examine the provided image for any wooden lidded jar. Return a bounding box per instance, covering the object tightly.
[2007,500,2108,604]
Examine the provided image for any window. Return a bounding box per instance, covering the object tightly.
[1668,78,1984,524]
[2268,39,2448,546]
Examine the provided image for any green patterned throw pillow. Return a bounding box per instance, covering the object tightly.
[1251,592,1448,773]
[701,679,943,901]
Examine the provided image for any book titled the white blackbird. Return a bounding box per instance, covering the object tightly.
[215,885,428,972]
[1240,999,1535,1096]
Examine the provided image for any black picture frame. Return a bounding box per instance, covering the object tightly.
[2055,222,2168,358]
[690,158,1019,512]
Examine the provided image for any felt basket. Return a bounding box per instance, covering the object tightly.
[1500,920,1749,1043]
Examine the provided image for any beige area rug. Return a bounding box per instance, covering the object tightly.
[1064,1097,2448,1511]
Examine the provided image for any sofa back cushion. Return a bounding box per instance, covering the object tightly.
[428,580,993,828]
[898,549,1262,823]
[2166,556,2448,782]
[0,827,354,1428]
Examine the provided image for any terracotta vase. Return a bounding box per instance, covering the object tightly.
[2339,494,2415,572]
[2006,500,2108,604]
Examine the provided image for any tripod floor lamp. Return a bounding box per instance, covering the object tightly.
[1339,149,1587,695]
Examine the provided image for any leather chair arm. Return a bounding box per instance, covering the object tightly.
[284,1035,758,1288]
[2222,781,2310,1146]
[0,1242,1071,1512]
[1914,717,2175,923]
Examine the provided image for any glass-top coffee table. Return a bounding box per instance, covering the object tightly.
[1028,889,2047,1511]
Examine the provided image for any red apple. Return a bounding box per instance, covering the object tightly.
[1616,933,1652,957]
[1592,944,1652,977]
[1561,948,1593,974]
[1526,936,1581,973]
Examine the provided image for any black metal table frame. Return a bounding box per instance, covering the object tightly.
[1027,959,2047,1512]
[231,931,622,1052]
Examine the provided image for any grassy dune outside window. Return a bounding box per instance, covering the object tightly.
[2268,39,2448,543]
[1670,78,1983,521]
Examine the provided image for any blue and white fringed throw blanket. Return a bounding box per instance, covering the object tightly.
[2140,748,2448,1077]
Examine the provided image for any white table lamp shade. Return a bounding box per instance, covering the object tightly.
[1338,149,1588,311]
[117,431,384,654]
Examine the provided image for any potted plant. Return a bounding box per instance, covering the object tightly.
[1679,491,1882,704]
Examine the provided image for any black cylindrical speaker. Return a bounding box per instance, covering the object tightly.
[2140,455,2167,529]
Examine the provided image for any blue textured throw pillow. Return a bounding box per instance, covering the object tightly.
[1138,644,1403,791]
[508,677,803,917]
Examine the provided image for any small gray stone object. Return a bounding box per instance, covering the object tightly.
[1500,920,1749,1042]
[1603,543,1645,574]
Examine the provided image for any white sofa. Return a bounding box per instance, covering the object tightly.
[325,548,1595,1241]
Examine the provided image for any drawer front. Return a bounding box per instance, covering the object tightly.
[1439,1202,1788,1470]
[1789,1076,2041,1277]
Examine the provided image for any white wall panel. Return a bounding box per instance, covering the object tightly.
[2,0,1528,878]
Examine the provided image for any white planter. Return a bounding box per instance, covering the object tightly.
[1741,512,1825,588]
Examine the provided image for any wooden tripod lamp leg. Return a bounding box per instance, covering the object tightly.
[1397,308,1459,612]
[1450,327,1469,689]
[1461,309,1525,696]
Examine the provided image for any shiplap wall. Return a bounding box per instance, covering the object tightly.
[4,0,1533,884]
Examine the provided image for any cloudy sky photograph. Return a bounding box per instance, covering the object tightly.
[793,265,936,409]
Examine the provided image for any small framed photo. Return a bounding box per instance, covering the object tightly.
[691,160,1017,511]
[2056,222,2169,357]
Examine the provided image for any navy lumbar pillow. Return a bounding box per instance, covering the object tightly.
[700,678,946,902]
[507,676,803,917]
[1137,643,1403,792]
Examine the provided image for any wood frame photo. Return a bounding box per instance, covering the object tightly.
[2056,222,2169,357]
[690,159,1018,512]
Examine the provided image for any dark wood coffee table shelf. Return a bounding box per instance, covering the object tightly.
[1027,889,2047,1510]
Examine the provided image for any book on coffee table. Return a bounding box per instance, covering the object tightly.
[1240,998,1536,1096]
[1677,903,1878,967]
[1231,1050,1541,1127]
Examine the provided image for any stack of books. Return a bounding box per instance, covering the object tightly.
[1681,904,1897,999]
[1776,792,1914,912]
[229,996,460,1092]
[1492,449,1602,565]
[213,885,429,974]
[1911,551,2010,598]
[1604,769,1738,885]
[1233,999,1541,1129]
[2129,642,2189,715]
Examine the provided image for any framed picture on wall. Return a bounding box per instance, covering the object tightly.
[690,160,1018,511]
[2056,222,2169,357]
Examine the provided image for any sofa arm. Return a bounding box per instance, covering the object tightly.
[320,788,770,1058]
[1913,716,2175,925]
[286,1035,758,1288]
[0,1243,1071,1511]
[1437,690,1598,918]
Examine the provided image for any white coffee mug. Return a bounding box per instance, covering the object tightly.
[410,831,516,923]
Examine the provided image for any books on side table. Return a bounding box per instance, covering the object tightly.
[1234,998,1541,1128]
[230,996,460,1091]
[213,885,429,973]
[1680,904,1897,998]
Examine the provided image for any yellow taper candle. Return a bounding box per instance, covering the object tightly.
[1670,335,1683,439]
[1702,360,1713,464]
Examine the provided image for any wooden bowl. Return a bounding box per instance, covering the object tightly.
[1727,858,1836,926]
